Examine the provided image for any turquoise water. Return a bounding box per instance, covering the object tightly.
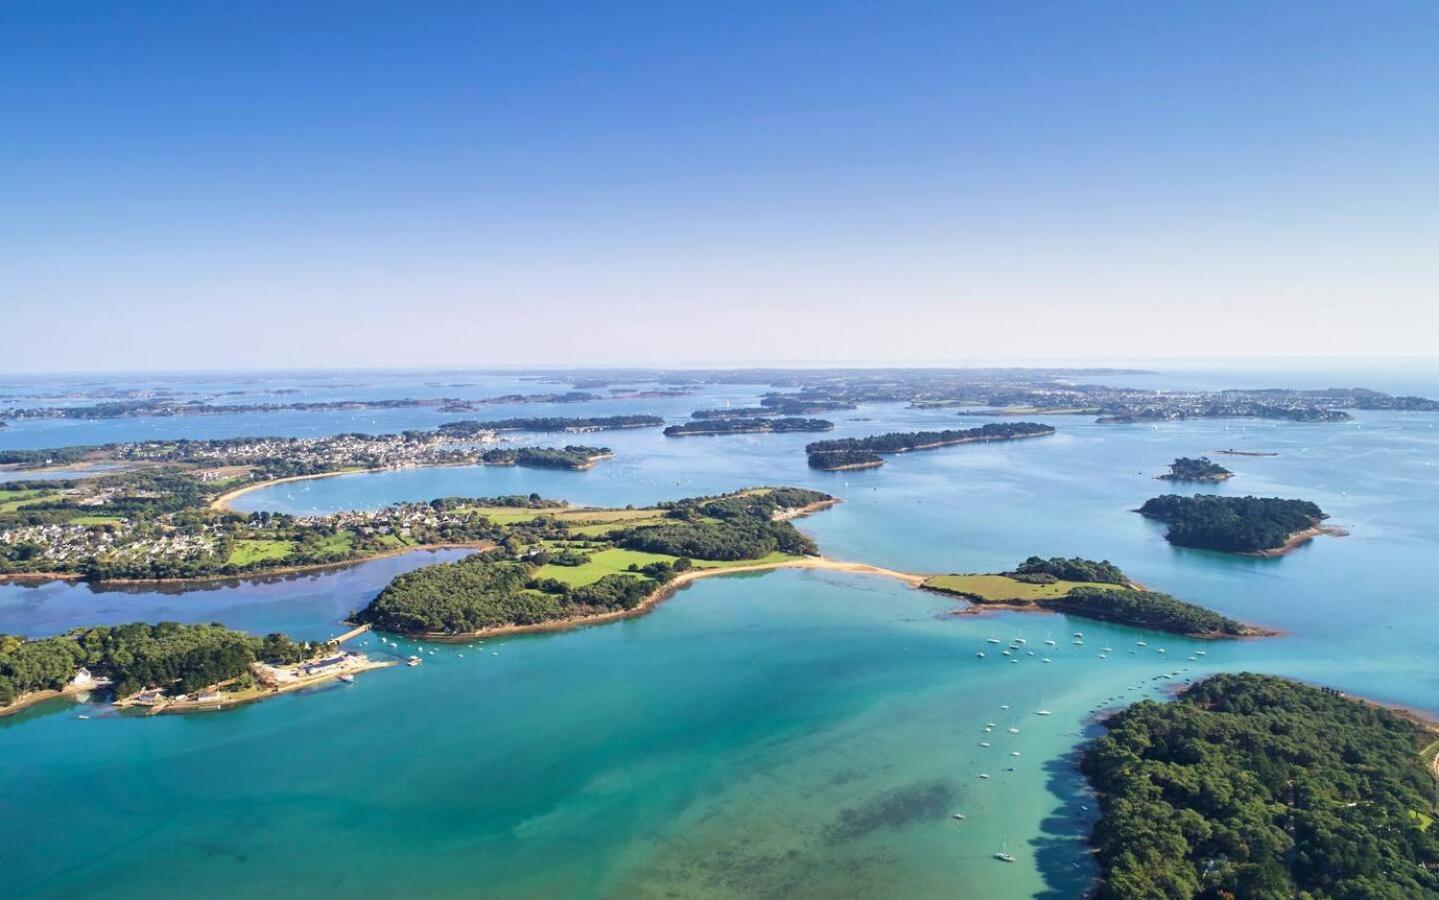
[3,368,1439,898]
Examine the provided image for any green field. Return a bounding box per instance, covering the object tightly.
[922,573,1122,603]
[227,539,296,566]
[309,532,355,557]
[66,515,123,526]
[0,489,55,512]
[535,547,799,587]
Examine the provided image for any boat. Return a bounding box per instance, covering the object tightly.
[1041,657,1051,663]
[1136,641,1148,647]
[979,741,991,747]
[1008,727,1019,734]
[978,773,990,779]
[338,673,355,683]
[1010,751,1021,757]
[1036,709,1052,716]
[406,656,422,667]
[1000,704,1010,710]
[952,813,966,820]
[977,652,986,658]
[1073,632,1083,638]
[995,851,1015,863]
[986,636,1002,644]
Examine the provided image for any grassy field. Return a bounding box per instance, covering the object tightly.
[227,539,296,566]
[308,532,355,557]
[67,515,123,526]
[535,547,799,587]
[922,573,1122,603]
[0,489,55,512]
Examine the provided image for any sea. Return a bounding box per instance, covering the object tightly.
[2,364,1437,898]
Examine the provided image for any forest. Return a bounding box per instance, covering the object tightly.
[1042,587,1249,636]
[1159,457,1233,482]
[1083,674,1439,899]
[479,445,611,469]
[0,622,323,704]
[805,422,1054,468]
[663,417,833,436]
[1011,556,1128,584]
[1138,494,1327,552]
[436,415,663,436]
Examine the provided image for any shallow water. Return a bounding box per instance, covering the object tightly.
[3,367,1438,898]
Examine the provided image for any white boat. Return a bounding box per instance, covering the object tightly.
[1042,657,1051,664]
[338,673,355,683]
[986,637,1002,644]
[406,656,422,667]
[976,652,986,658]
[1136,641,1148,647]
[1036,710,1052,716]
[995,851,1015,863]
[1008,727,1020,734]
[952,813,966,820]
[1073,632,1083,638]
[980,741,991,747]
[1000,704,1010,710]
[978,773,990,779]
[1010,751,1021,757]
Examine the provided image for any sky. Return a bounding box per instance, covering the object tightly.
[2,1,1436,373]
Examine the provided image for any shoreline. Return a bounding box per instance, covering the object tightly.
[208,468,365,510]
[1241,524,1348,558]
[927,588,1280,639]
[0,542,494,588]
[382,556,930,643]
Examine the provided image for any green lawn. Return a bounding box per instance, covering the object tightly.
[227,539,296,566]
[0,489,54,512]
[310,532,355,557]
[922,573,1122,603]
[535,547,799,587]
[67,515,123,526]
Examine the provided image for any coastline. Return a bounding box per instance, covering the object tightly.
[1241,524,1348,558]
[0,541,495,588]
[208,468,366,510]
[387,556,929,643]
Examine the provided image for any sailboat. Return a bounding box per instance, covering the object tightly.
[994,841,1016,863]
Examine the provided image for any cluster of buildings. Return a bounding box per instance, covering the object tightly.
[110,431,501,473]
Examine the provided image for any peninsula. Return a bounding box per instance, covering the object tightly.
[1138,493,1340,555]
[806,422,1055,470]
[0,622,385,718]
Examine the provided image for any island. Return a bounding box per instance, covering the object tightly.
[353,487,838,637]
[478,445,612,469]
[0,621,386,717]
[806,422,1055,470]
[663,417,834,436]
[1082,674,1439,899]
[436,415,663,435]
[921,556,1257,637]
[1157,456,1233,482]
[1138,493,1340,555]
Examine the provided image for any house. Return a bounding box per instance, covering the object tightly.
[69,667,97,689]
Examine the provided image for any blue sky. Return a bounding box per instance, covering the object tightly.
[3,2,1436,372]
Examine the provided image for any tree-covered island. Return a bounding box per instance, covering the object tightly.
[0,621,384,716]
[1158,456,1234,482]
[806,421,1055,470]
[663,417,834,436]
[1083,674,1439,899]
[435,415,663,436]
[1138,494,1337,555]
[922,557,1256,637]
